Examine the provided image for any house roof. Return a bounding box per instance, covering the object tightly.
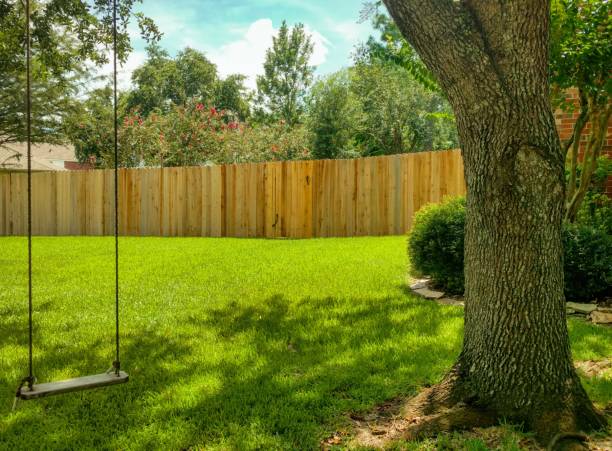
[0,142,77,172]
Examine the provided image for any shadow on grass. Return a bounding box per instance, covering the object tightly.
[0,293,462,449]
[2,294,607,450]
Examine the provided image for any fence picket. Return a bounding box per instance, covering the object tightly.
[0,150,465,238]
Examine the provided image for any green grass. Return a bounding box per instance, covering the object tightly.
[0,236,610,450]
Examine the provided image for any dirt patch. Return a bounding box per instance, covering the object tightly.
[326,388,611,450]
[575,359,612,378]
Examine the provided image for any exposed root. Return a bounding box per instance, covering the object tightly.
[349,380,497,448]
[546,433,588,451]
[348,375,608,450]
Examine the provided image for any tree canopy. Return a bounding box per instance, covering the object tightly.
[125,45,250,120]
[255,21,314,126]
[0,0,160,149]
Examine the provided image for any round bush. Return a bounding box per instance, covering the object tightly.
[408,196,612,301]
[408,196,465,294]
[562,222,612,301]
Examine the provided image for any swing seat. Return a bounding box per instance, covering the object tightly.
[18,371,129,400]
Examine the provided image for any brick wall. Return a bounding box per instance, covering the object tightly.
[554,88,612,195]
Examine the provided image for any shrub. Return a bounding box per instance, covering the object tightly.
[408,196,465,294]
[572,156,611,233]
[408,196,612,301]
[562,222,612,301]
[576,192,612,235]
[100,102,312,168]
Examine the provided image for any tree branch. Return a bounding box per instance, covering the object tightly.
[382,0,505,114]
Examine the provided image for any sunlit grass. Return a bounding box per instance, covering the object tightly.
[0,236,609,450]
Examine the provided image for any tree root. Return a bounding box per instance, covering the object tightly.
[546,433,588,451]
[349,375,607,450]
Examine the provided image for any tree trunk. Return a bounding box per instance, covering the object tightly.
[383,0,606,444]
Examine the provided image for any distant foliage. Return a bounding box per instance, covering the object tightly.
[124,45,251,120]
[67,87,115,164]
[356,7,439,92]
[97,102,310,168]
[306,71,360,159]
[306,65,458,159]
[349,63,458,155]
[408,197,466,294]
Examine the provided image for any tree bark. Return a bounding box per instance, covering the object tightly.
[383,0,606,444]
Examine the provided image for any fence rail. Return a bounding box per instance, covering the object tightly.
[0,150,465,238]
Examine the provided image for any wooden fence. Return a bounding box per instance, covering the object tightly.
[0,150,465,238]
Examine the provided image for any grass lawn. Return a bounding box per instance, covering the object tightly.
[0,236,610,450]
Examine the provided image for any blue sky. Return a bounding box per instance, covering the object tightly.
[113,0,376,90]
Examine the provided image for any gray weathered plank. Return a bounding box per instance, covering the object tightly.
[19,371,129,400]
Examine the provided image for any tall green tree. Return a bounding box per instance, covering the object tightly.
[0,0,160,149]
[306,71,359,159]
[255,21,314,125]
[382,0,606,446]
[550,0,612,221]
[125,45,250,120]
[350,63,457,155]
[125,45,218,116]
[306,65,458,159]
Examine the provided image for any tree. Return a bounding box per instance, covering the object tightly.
[126,45,219,116]
[125,45,250,119]
[65,86,115,165]
[550,0,612,222]
[0,0,160,148]
[349,63,457,155]
[214,74,251,121]
[306,71,359,159]
[306,65,458,159]
[255,21,314,126]
[382,0,606,446]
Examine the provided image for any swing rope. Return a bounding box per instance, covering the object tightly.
[15,0,123,403]
[112,0,121,376]
[26,0,34,392]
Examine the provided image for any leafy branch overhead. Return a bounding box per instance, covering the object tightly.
[0,0,161,149]
[357,2,440,93]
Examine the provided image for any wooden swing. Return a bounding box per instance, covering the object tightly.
[15,0,129,405]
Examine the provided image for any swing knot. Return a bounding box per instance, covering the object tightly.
[16,376,35,397]
[112,360,121,373]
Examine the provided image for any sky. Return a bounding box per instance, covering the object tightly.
[104,0,376,90]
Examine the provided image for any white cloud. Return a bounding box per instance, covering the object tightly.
[207,18,329,90]
[89,18,330,93]
[327,19,371,43]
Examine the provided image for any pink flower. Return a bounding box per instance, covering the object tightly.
[196,103,204,111]
[209,107,217,116]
